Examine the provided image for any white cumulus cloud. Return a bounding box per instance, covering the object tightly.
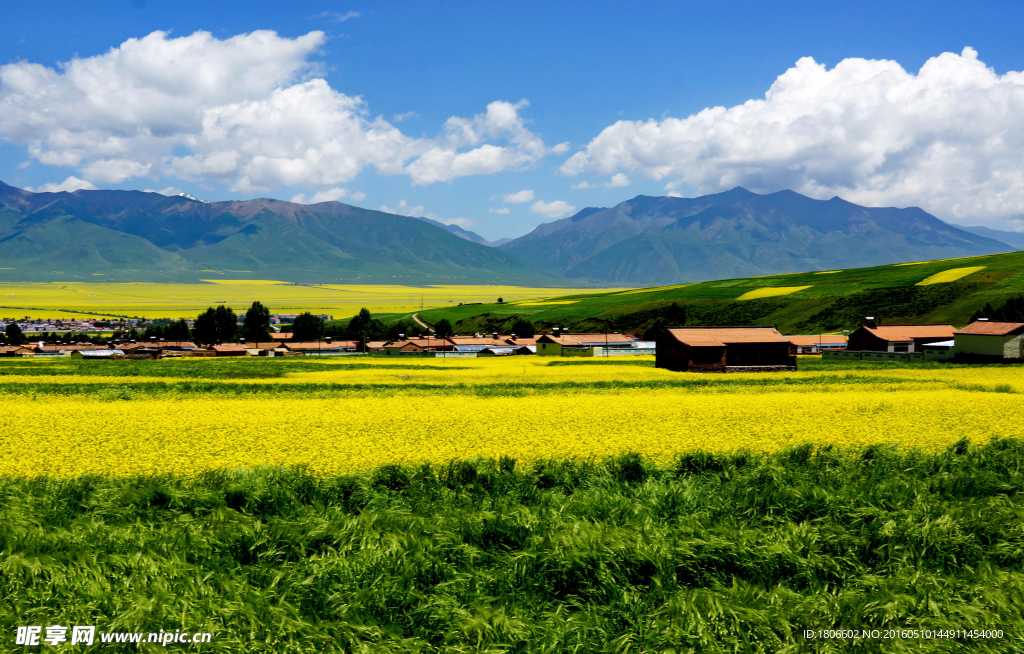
[24,176,97,193]
[404,100,557,185]
[0,30,558,193]
[143,186,184,196]
[560,47,1024,223]
[605,173,630,188]
[502,189,535,203]
[292,187,355,204]
[530,199,576,219]
[489,207,512,214]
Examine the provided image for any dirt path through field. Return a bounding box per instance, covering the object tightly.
[411,313,430,329]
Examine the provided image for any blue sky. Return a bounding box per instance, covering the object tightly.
[3,1,1024,240]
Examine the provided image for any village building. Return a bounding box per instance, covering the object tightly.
[71,349,126,360]
[382,338,456,355]
[953,320,1024,362]
[504,336,538,346]
[209,344,248,357]
[282,341,358,355]
[25,343,105,357]
[477,346,517,357]
[656,327,797,372]
[535,330,637,357]
[146,340,197,351]
[846,318,955,353]
[786,334,849,354]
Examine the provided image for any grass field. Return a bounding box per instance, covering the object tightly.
[2,357,1023,651]
[413,250,1024,335]
[0,282,617,321]
[1,356,1022,478]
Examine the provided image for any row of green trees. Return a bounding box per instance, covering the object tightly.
[3,307,538,348]
[971,294,1024,323]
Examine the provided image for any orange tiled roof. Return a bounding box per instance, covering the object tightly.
[283,341,356,350]
[449,337,507,346]
[786,335,848,346]
[667,327,789,347]
[955,321,1024,336]
[538,333,635,346]
[505,337,539,345]
[385,338,452,348]
[864,325,955,342]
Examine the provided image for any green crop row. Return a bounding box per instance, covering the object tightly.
[2,441,1022,652]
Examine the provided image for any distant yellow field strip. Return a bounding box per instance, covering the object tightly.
[199,279,288,285]
[0,282,615,319]
[814,270,842,274]
[916,266,986,285]
[736,285,812,300]
[616,283,692,295]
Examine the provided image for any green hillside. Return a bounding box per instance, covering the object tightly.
[0,181,567,285]
[415,250,1024,335]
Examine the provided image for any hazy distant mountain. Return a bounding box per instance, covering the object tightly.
[950,223,1024,250]
[500,188,1012,285]
[0,180,564,284]
[414,215,493,246]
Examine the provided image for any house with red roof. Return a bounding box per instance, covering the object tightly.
[953,320,1024,361]
[656,327,797,372]
[846,318,955,353]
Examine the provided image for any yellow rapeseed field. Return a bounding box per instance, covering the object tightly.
[916,266,987,285]
[1,357,1022,478]
[736,285,813,300]
[0,282,615,320]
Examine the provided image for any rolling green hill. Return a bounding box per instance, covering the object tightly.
[500,189,1013,285]
[415,250,1024,335]
[0,181,566,285]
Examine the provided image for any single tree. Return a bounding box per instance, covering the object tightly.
[142,324,165,341]
[214,306,238,342]
[4,323,24,346]
[241,301,271,343]
[165,319,191,341]
[193,308,218,345]
[292,312,325,341]
[642,317,670,342]
[433,318,454,338]
[345,307,374,341]
[511,318,536,338]
[497,297,504,304]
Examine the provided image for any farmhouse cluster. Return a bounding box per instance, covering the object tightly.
[2,315,1019,371]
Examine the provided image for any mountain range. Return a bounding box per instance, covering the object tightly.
[950,223,1024,250]
[0,180,562,284]
[499,188,1016,285]
[1,179,1019,286]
